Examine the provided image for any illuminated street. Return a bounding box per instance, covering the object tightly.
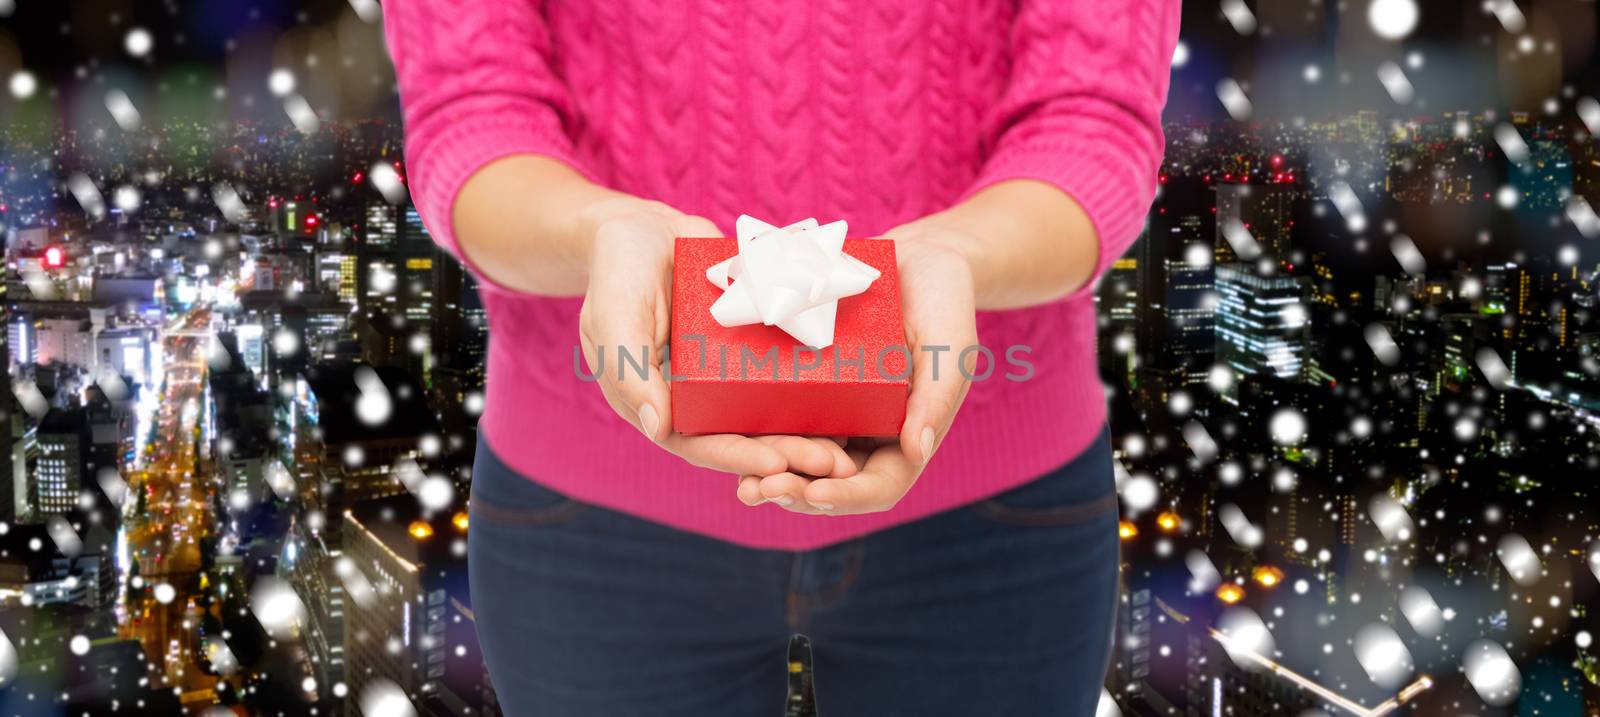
[118,304,221,708]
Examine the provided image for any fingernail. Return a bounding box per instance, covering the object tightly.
[771,495,794,506]
[638,403,659,440]
[810,502,834,511]
[920,426,936,465]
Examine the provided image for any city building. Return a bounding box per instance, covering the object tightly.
[342,496,476,715]
[30,408,90,517]
[1215,263,1311,398]
[1215,183,1296,263]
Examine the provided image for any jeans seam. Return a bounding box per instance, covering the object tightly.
[469,495,588,525]
[970,490,1119,527]
[1099,538,1123,686]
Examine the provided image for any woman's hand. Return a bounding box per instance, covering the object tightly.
[739,236,979,514]
[577,201,857,479]
[735,180,1105,513]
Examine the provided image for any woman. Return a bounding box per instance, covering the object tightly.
[385,1,1178,714]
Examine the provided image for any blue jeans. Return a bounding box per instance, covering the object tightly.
[468,430,1119,716]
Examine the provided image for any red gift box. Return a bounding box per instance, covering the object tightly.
[670,236,908,436]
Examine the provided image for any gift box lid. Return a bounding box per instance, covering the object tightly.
[670,235,908,436]
[670,236,908,385]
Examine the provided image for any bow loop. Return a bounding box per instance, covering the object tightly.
[704,215,879,348]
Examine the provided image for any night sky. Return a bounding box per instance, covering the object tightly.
[0,0,398,129]
[1169,1,1600,121]
[7,2,1600,128]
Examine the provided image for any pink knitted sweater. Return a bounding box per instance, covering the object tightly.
[385,0,1178,550]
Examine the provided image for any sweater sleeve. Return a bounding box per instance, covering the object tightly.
[383,0,589,295]
[964,0,1181,300]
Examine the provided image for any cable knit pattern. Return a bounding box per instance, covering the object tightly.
[384,0,1180,550]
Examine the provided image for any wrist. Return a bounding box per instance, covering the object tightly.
[578,195,667,242]
[887,223,981,295]
[579,196,678,268]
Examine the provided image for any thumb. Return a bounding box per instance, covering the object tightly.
[583,236,675,442]
[671,214,720,238]
[895,243,978,467]
[586,294,673,441]
[900,340,972,467]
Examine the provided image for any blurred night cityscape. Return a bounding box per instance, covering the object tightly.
[3,1,1600,716]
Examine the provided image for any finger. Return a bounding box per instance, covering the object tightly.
[580,322,645,434]
[578,318,602,376]
[661,433,787,477]
[899,276,978,467]
[584,312,671,445]
[754,435,846,478]
[584,225,675,443]
[671,214,721,237]
[802,444,920,515]
[813,437,859,478]
[899,350,971,468]
[591,335,671,443]
[758,472,826,514]
[845,444,874,473]
[737,476,767,506]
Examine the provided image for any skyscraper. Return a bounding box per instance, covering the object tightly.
[1098,256,1140,384]
[364,203,399,248]
[1215,183,1295,264]
[1166,251,1216,387]
[1215,264,1311,399]
[31,408,89,517]
[398,207,436,329]
[1140,177,1218,388]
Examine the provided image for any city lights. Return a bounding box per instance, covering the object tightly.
[1118,521,1139,540]
[1209,627,1434,717]
[1215,584,1245,605]
[1250,565,1284,588]
[407,521,433,540]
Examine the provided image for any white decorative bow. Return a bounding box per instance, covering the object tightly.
[705,215,882,349]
